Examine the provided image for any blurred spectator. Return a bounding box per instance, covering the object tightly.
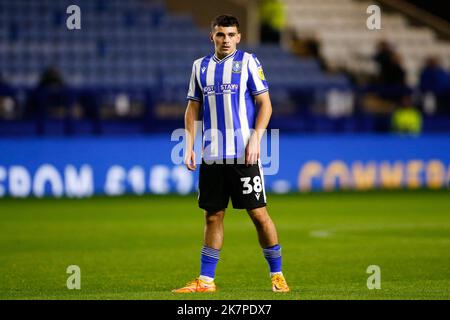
[0,73,17,119]
[384,52,406,86]
[419,56,450,94]
[419,56,450,115]
[374,41,406,86]
[374,40,393,72]
[24,67,66,119]
[24,67,75,134]
[259,0,285,43]
[37,67,66,88]
[391,95,422,135]
[0,73,13,92]
[307,38,332,73]
[290,36,328,72]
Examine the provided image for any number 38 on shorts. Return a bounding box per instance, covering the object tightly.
[198,161,267,212]
[240,176,263,194]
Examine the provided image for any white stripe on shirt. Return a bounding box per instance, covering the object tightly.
[239,53,251,149]
[222,57,236,156]
[206,59,218,157]
[248,55,266,93]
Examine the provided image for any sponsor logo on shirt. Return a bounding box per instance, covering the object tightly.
[203,83,239,95]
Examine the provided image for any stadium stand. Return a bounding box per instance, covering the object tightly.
[283,0,450,129]
[283,0,450,86]
[0,0,449,135]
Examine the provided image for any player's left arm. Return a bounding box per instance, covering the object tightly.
[245,92,272,166]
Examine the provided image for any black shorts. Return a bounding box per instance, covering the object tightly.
[198,159,267,212]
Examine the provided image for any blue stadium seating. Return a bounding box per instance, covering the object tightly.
[1,0,448,135]
[0,0,344,90]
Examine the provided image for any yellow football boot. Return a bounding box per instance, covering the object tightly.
[172,278,216,293]
[271,274,290,293]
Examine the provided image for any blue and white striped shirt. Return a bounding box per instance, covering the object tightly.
[187,50,269,160]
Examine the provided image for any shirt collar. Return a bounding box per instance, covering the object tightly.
[212,50,238,63]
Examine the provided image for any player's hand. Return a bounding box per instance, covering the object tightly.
[245,133,260,166]
[185,150,197,171]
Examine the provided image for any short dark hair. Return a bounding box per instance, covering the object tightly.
[211,15,240,32]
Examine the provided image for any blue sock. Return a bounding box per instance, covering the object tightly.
[263,244,282,273]
[200,246,220,279]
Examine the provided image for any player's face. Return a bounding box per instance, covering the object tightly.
[211,26,241,59]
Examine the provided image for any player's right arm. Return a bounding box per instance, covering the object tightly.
[185,60,203,171]
[184,99,200,171]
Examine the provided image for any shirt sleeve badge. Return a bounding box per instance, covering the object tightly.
[258,67,266,81]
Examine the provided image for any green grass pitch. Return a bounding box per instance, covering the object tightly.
[0,190,449,300]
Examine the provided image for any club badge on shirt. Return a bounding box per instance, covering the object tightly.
[232,61,242,73]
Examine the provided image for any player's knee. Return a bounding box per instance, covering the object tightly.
[249,209,270,227]
[205,210,224,224]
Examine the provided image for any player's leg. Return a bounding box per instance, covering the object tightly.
[198,162,228,286]
[247,206,277,248]
[171,209,225,293]
[204,209,225,249]
[172,161,228,293]
[200,209,225,283]
[229,160,289,292]
[247,206,289,292]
